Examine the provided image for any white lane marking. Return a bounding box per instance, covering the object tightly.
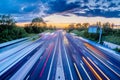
[97,46,120,61]
[0,42,42,76]
[87,57,110,80]
[85,48,120,77]
[55,40,65,80]
[0,38,28,48]
[79,36,120,61]
[63,37,74,80]
[106,60,113,65]
[0,42,31,60]
[74,63,82,80]
[47,37,58,80]
[80,63,92,80]
[106,60,120,71]
[26,75,30,80]
[10,47,45,80]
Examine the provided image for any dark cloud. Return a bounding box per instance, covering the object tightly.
[0,0,119,22]
[61,14,71,17]
[47,0,80,13]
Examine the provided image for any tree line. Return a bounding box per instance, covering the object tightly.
[67,22,120,45]
[0,15,49,43]
[24,17,57,33]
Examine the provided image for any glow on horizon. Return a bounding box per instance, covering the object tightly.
[17,14,120,28]
[44,14,120,25]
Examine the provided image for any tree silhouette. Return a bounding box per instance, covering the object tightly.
[31,17,45,27]
[0,15,16,25]
[76,23,81,28]
[82,23,89,28]
[24,17,47,33]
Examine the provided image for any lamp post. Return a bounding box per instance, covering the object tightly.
[98,26,102,43]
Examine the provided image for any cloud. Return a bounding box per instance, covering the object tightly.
[56,0,120,18]
[0,0,120,22]
[66,0,80,4]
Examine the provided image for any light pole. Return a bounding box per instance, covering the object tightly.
[98,26,102,43]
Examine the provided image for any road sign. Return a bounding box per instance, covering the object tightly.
[88,26,98,33]
[88,26,103,43]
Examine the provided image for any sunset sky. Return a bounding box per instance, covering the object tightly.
[0,0,120,27]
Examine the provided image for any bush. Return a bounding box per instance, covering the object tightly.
[24,26,44,34]
[24,26,33,33]
[0,25,28,43]
[114,48,120,52]
[103,36,120,45]
[70,29,99,41]
[83,30,99,41]
[70,30,80,36]
[113,29,120,36]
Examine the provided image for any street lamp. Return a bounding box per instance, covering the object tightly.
[98,26,102,43]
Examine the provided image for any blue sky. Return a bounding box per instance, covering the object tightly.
[0,0,120,22]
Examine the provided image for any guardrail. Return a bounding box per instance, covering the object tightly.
[0,37,29,49]
[78,36,120,61]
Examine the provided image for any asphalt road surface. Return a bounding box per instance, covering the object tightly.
[0,30,120,80]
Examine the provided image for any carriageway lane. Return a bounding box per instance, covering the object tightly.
[66,33,120,80]
[0,30,120,80]
[0,31,57,79]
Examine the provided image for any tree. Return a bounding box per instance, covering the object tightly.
[49,25,53,30]
[82,23,90,28]
[69,24,75,29]
[111,23,114,29]
[0,15,29,43]
[68,24,75,32]
[24,17,47,34]
[103,22,111,28]
[96,22,101,27]
[76,23,81,28]
[32,17,43,23]
[102,22,112,35]
[0,15,16,25]
[31,17,45,27]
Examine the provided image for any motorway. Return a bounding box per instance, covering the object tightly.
[0,30,120,80]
